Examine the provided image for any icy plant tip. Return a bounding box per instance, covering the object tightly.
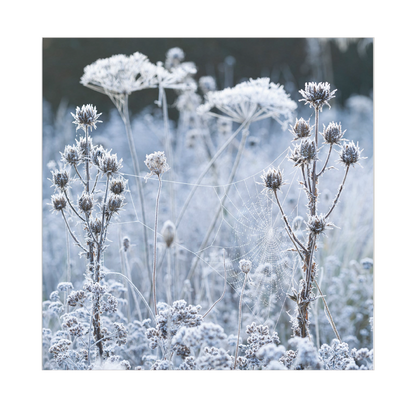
[239,259,252,274]
[299,82,337,111]
[144,151,170,182]
[71,104,102,131]
[260,167,285,193]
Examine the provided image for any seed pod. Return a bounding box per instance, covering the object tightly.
[78,192,94,213]
[239,259,252,274]
[51,193,67,211]
[161,220,176,248]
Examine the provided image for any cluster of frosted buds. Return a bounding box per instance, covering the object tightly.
[67,290,87,307]
[289,139,318,166]
[57,282,74,292]
[51,193,67,212]
[51,169,69,190]
[91,144,105,166]
[49,339,72,357]
[239,259,252,274]
[71,104,102,131]
[165,47,185,70]
[102,294,118,314]
[161,220,176,248]
[61,144,81,166]
[98,150,123,174]
[107,194,125,215]
[78,192,94,213]
[338,141,363,166]
[261,167,285,192]
[290,118,312,140]
[299,82,337,111]
[199,75,217,94]
[109,176,127,195]
[144,151,170,181]
[113,322,128,346]
[62,314,84,337]
[89,216,102,236]
[306,214,334,235]
[322,122,346,145]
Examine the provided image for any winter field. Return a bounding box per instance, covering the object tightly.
[42,41,374,371]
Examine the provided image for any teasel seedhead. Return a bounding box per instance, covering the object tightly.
[51,193,67,212]
[76,136,93,159]
[161,220,176,248]
[299,82,337,111]
[144,151,170,181]
[109,176,127,195]
[71,104,102,131]
[289,118,312,140]
[122,237,130,252]
[260,167,285,192]
[239,259,252,274]
[107,193,125,215]
[289,139,318,166]
[78,192,94,213]
[91,144,105,166]
[89,216,102,235]
[338,141,364,167]
[98,150,123,174]
[51,169,70,190]
[61,144,82,166]
[305,214,335,236]
[322,122,346,145]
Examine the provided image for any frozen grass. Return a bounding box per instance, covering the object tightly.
[42,48,373,370]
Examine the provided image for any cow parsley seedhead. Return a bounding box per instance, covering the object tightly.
[260,167,285,192]
[144,151,170,181]
[322,122,346,145]
[199,76,217,94]
[338,141,364,167]
[51,193,67,212]
[239,259,252,274]
[299,82,337,111]
[98,150,123,174]
[290,117,312,140]
[71,104,102,132]
[165,47,185,70]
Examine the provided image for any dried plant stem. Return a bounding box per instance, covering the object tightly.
[121,94,152,284]
[325,166,349,219]
[234,271,249,369]
[317,144,333,177]
[61,211,87,253]
[152,175,163,315]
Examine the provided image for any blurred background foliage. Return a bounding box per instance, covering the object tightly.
[43,38,373,119]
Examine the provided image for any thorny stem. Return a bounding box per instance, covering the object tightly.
[63,190,85,222]
[317,144,333,177]
[74,165,87,186]
[234,271,249,369]
[325,166,350,219]
[61,211,88,253]
[152,175,163,315]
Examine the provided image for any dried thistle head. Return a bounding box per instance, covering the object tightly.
[51,193,67,212]
[98,150,123,174]
[71,104,102,131]
[107,194,125,215]
[76,136,93,158]
[260,167,285,192]
[322,122,346,145]
[239,259,252,274]
[78,192,94,213]
[61,145,82,167]
[109,176,127,195]
[89,216,102,235]
[306,214,334,236]
[91,145,105,166]
[299,82,336,111]
[338,141,364,167]
[122,237,130,252]
[289,139,318,166]
[289,118,312,140]
[144,151,170,181]
[51,169,70,190]
[161,220,176,248]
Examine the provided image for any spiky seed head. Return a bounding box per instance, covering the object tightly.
[71,104,102,131]
[290,118,312,140]
[89,217,102,235]
[98,150,123,174]
[144,151,170,181]
[306,214,334,235]
[78,192,93,213]
[107,194,125,214]
[161,220,176,248]
[61,145,82,166]
[322,122,346,145]
[109,177,127,195]
[338,141,363,167]
[51,169,69,190]
[300,139,318,163]
[299,82,337,111]
[239,259,252,274]
[91,145,105,166]
[122,237,130,252]
[261,167,285,192]
[76,136,93,158]
[51,193,67,211]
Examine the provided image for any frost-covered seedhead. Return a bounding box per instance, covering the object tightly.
[51,169,70,190]
[288,337,322,370]
[239,259,252,274]
[338,141,363,167]
[61,144,82,166]
[51,193,67,212]
[299,82,337,111]
[199,75,217,94]
[91,145,105,167]
[322,122,346,145]
[360,257,373,270]
[89,216,102,235]
[106,194,125,215]
[260,167,285,192]
[289,139,318,166]
[306,214,334,236]
[161,220,176,248]
[109,176,127,195]
[122,236,130,252]
[98,150,123,174]
[197,77,297,125]
[144,151,170,181]
[71,104,102,132]
[165,47,185,70]
[78,192,94,213]
[290,117,312,140]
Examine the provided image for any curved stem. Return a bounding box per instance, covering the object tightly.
[317,144,333,177]
[63,190,85,222]
[61,211,87,253]
[325,166,349,219]
[234,271,249,369]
